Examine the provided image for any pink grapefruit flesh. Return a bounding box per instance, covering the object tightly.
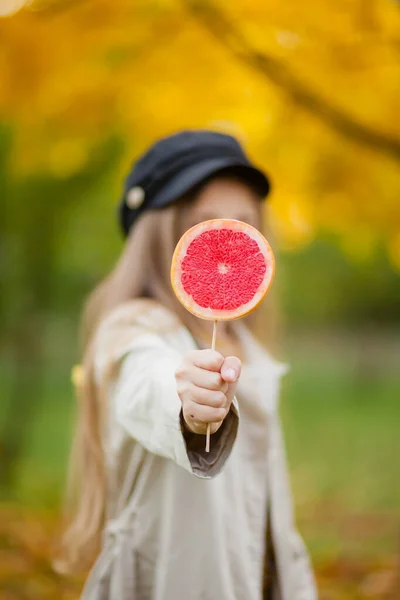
[171,219,275,321]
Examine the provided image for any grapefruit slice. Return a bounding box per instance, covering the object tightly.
[171,219,275,321]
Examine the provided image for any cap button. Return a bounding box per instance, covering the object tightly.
[126,186,145,209]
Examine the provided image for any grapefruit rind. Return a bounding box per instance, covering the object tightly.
[171,219,275,321]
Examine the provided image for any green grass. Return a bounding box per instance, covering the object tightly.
[18,380,74,506]
[283,359,399,511]
[281,352,400,559]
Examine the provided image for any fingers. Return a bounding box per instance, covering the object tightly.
[183,401,228,425]
[182,398,227,435]
[182,418,222,436]
[181,366,228,393]
[189,349,225,372]
[180,384,228,408]
[175,350,228,392]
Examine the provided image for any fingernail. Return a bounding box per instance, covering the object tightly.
[226,368,237,381]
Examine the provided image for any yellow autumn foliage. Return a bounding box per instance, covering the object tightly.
[1,0,400,261]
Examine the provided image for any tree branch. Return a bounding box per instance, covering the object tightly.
[185,0,400,162]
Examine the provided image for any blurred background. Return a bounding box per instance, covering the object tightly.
[1,1,400,599]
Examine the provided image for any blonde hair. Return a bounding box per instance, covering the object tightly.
[56,196,281,573]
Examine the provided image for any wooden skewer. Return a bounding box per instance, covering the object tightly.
[206,320,218,453]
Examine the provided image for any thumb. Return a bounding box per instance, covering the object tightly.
[221,356,241,403]
[220,356,241,384]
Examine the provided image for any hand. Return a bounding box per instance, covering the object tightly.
[175,349,241,436]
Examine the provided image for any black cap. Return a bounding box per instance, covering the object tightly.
[119,130,271,236]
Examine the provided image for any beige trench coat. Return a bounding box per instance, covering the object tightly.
[81,300,317,600]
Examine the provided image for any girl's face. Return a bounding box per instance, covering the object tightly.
[183,176,262,232]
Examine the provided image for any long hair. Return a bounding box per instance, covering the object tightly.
[56,194,282,574]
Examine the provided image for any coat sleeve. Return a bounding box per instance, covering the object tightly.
[97,329,239,479]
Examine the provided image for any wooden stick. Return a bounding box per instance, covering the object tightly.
[206,320,218,452]
[211,319,218,351]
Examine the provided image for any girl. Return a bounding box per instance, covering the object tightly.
[59,130,317,600]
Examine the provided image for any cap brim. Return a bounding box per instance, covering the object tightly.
[151,157,270,210]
